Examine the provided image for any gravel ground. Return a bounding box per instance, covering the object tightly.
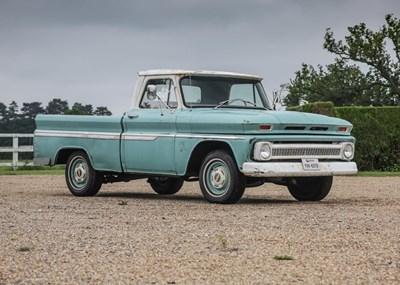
[0,175,399,284]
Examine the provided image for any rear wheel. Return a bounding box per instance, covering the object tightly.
[287,176,333,201]
[148,177,184,195]
[199,150,246,204]
[65,151,103,196]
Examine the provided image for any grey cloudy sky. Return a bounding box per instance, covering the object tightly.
[1,0,399,114]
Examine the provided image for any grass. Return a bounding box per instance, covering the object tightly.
[217,234,228,248]
[17,246,34,252]
[274,255,294,261]
[356,172,400,177]
[0,165,65,175]
[118,201,128,206]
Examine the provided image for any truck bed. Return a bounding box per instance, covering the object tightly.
[34,115,123,172]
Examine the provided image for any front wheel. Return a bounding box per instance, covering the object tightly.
[148,177,184,195]
[287,176,333,201]
[199,150,246,204]
[66,151,103,196]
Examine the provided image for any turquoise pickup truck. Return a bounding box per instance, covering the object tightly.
[34,69,357,204]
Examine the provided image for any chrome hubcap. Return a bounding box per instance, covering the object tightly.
[74,163,87,182]
[204,158,231,197]
[211,166,227,189]
[68,156,89,190]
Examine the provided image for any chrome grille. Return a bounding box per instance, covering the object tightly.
[270,144,343,159]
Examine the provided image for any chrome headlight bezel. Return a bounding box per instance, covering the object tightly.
[341,143,355,160]
[253,142,273,161]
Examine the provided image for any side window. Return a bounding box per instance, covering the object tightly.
[140,79,178,109]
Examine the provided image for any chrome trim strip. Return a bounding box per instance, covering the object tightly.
[122,133,247,140]
[34,130,120,140]
[35,130,247,141]
[176,134,247,140]
[122,134,158,141]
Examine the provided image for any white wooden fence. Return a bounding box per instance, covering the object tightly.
[0,134,34,170]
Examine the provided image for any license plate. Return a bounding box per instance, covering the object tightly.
[301,158,320,171]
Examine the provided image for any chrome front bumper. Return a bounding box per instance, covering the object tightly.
[242,161,358,177]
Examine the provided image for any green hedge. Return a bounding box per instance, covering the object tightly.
[287,102,337,117]
[336,107,400,171]
[287,102,400,171]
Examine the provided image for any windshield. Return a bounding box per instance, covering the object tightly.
[180,76,272,109]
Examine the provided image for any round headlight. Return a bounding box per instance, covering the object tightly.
[260,144,272,160]
[343,144,354,159]
[254,142,273,161]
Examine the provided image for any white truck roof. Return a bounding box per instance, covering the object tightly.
[138,69,263,80]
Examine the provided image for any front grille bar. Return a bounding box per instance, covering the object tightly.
[270,143,343,160]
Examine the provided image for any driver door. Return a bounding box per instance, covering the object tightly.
[121,78,179,174]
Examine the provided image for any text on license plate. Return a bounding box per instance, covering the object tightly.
[301,158,320,171]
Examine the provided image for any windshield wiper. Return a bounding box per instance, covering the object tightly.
[241,100,268,110]
[213,99,268,110]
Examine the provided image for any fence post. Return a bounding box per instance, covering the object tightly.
[13,135,18,170]
[0,134,34,169]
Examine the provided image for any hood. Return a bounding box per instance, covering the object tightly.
[176,109,352,136]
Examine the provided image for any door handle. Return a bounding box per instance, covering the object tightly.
[128,114,139,119]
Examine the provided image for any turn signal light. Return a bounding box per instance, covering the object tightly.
[259,124,272,131]
[338,127,348,132]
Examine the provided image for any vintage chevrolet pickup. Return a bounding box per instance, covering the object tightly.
[34,69,358,204]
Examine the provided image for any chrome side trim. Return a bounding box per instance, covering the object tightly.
[122,133,247,141]
[176,133,246,140]
[34,130,120,140]
[122,134,158,141]
[35,130,247,141]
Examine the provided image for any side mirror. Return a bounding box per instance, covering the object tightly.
[147,85,157,101]
[272,89,278,103]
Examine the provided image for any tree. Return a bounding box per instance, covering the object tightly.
[0,102,6,120]
[64,109,84,115]
[2,101,20,133]
[17,102,45,133]
[46,98,69,114]
[93,106,112,116]
[21,102,45,119]
[286,59,373,106]
[1,98,113,135]
[324,14,400,105]
[83,104,93,115]
[6,101,19,121]
[66,102,93,115]
[0,102,7,133]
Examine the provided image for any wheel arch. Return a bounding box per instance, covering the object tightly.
[55,147,94,166]
[185,140,236,177]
